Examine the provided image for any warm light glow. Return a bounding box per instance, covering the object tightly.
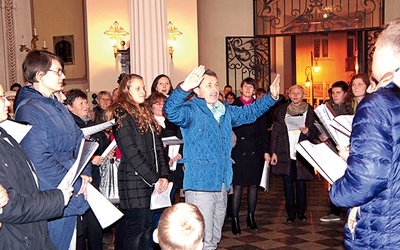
[313,64,321,73]
[304,66,314,106]
[104,21,129,57]
[167,21,182,59]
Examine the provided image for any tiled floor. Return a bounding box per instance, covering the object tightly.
[218,174,345,250]
[104,174,346,249]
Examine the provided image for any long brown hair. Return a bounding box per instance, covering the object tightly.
[106,74,159,134]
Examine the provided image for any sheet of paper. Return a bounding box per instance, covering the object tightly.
[81,119,115,137]
[101,140,117,158]
[315,104,349,147]
[259,161,270,192]
[168,145,180,171]
[296,141,347,184]
[150,182,173,210]
[87,183,123,228]
[314,122,330,138]
[330,115,354,137]
[0,119,33,143]
[161,136,183,146]
[58,139,99,189]
[285,115,305,131]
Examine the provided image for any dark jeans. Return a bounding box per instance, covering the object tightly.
[283,160,307,218]
[116,208,153,250]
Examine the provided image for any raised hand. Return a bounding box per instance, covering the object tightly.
[270,74,281,99]
[180,65,206,91]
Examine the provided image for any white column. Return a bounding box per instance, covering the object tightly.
[129,0,169,94]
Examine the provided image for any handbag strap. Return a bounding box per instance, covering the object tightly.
[150,125,159,173]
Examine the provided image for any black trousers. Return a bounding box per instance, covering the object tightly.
[76,209,103,250]
[283,160,307,218]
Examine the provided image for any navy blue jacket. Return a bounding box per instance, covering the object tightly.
[330,83,400,249]
[14,86,90,250]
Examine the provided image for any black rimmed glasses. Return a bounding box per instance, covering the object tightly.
[48,69,64,77]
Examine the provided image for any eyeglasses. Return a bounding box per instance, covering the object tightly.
[0,95,7,102]
[48,69,64,76]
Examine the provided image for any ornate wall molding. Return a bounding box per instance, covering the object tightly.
[2,0,17,84]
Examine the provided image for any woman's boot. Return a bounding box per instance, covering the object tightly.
[247,213,259,231]
[231,217,241,235]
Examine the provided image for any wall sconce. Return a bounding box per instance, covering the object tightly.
[20,26,48,52]
[104,21,129,57]
[167,21,182,59]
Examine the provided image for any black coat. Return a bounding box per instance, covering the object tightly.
[270,103,318,180]
[231,98,269,186]
[71,113,110,189]
[113,107,170,209]
[0,128,64,249]
[159,119,184,190]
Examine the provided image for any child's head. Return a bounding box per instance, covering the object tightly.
[154,203,205,250]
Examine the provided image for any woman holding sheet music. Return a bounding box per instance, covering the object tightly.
[65,88,111,250]
[14,50,91,249]
[106,74,170,250]
[146,91,184,249]
[230,77,270,235]
[270,85,318,223]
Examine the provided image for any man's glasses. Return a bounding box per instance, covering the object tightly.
[48,69,64,76]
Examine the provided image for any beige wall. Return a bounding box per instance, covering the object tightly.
[167,0,198,86]
[197,0,253,92]
[86,0,130,93]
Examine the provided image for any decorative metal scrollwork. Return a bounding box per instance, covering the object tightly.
[226,37,270,91]
[255,0,383,35]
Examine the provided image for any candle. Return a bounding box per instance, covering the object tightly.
[43,40,47,48]
[21,35,26,46]
[33,26,37,36]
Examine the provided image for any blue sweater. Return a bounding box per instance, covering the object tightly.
[164,87,276,191]
[330,83,400,249]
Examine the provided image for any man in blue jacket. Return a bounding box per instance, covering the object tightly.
[164,65,280,249]
[329,18,400,249]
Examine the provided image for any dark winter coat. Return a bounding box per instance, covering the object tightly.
[270,102,318,180]
[112,107,170,209]
[330,83,400,249]
[71,113,110,189]
[0,128,64,250]
[231,98,269,186]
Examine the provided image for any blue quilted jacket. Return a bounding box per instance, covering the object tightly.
[164,87,276,192]
[330,83,400,249]
[14,86,90,250]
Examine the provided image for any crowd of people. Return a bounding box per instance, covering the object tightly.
[0,18,399,250]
